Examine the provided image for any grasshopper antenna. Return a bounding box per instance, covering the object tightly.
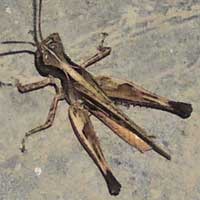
[0,0,42,50]
[0,50,35,57]
[1,41,35,47]
[0,0,41,47]
[38,0,43,41]
[32,0,43,43]
[0,1,38,56]
[33,0,39,44]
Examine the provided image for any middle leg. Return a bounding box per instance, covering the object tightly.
[20,92,65,152]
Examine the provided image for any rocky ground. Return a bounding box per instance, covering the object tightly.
[0,0,200,199]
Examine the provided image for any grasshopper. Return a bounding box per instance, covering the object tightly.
[0,0,192,195]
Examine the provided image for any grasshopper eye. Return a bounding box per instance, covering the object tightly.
[42,50,59,66]
[43,52,49,62]
[49,43,57,50]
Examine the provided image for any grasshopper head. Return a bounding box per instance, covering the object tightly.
[37,33,66,67]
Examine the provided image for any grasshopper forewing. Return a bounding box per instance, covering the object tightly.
[0,0,192,195]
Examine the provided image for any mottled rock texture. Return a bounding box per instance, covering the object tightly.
[0,0,199,199]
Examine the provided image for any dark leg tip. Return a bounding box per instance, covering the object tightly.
[20,138,27,153]
[105,170,121,196]
[168,101,193,119]
[20,147,26,153]
[20,145,26,153]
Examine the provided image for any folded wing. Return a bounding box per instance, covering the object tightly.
[90,109,151,153]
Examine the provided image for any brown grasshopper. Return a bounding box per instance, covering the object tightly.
[0,0,192,195]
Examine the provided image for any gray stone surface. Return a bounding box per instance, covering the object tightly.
[0,0,200,199]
